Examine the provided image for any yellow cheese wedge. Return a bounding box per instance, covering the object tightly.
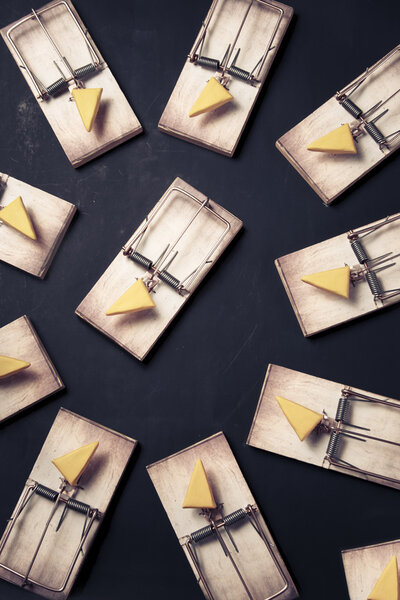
[368,556,399,600]
[52,441,99,486]
[0,355,30,380]
[0,196,36,240]
[182,458,217,509]
[276,396,323,441]
[301,265,351,299]
[72,88,103,132]
[106,278,156,316]
[307,123,357,154]
[189,77,233,118]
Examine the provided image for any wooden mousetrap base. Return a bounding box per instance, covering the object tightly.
[75,177,242,361]
[342,539,400,600]
[147,432,298,600]
[0,316,63,424]
[247,364,400,491]
[276,45,400,204]
[1,0,142,167]
[0,408,136,599]
[159,0,292,156]
[0,173,75,278]
[275,212,400,336]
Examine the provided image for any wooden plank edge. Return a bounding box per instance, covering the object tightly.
[71,125,143,168]
[38,203,77,279]
[158,122,233,157]
[274,258,308,336]
[246,363,272,446]
[146,432,224,470]
[24,315,64,389]
[58,407,137,446]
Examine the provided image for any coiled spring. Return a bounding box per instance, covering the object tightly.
[159,270,180,289]
[335,396,350,423]
[129,251,153,270]
[196,56,220,70]
[35,484,59,502]
[74,63,97,79]
[227,65,252,81]
[223,508,247,526]
[190,524,213,543]
[46,77,69,97]
[350,239,369,264]
[365,121,386,146]
[326,431,342,460]
[366,271,384,298]
[340,98,362,119]
[65,497,91,515]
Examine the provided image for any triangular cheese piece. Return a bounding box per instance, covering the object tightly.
[189,77,233,117]
[52,441,99,486]
[106,278,156,316]
[182,458,217,509]
[0,197,36,240]
[72,88,103,132]
[301,265,351,298]
[0,355,30,380]
[307,123,357,154]
[368,556,399,600]
[276,396,323,441]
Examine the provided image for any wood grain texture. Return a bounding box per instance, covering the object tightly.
[0,408,136,599]
[342,540,400,600]
[75,177,242,361]
[0,315,63,423]
[275,212,400,336]
[0,173,75,278]
[276,45,400,204]
[159,0,293,156]
[147,432,297,600]
[1,0,142,167]
[247,364,400,490]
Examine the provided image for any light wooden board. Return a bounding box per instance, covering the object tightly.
[0,408,136,599]
[0,173,75,278]
[1,0,142,167]
[147,432,297,600]
[75,177,242,361]
[275,212,400,336]
[0,315,63,423]
[276,45,400,204]
[342,539,400,600]
[159,0,293,156]
[247,364,400,490]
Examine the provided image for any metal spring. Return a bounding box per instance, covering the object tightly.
[65,497,91,515]
[196,56,220,70]
[74,63,97,79]
[365,121,386,145]
[46,77,68,97]
[223,508,247,526]
[159,270,180,289]
[366,271,384,298]
[340,98,362,119]
[326,431,341,460]
[351,239,369,264]
[35,484,59,502]
[190,524,213,543]
[227,65,252,81]
[129,251,153,270]
[335,396,350,423]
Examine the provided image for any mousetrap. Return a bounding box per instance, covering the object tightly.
[0,407,136,599]
[1,0,142,167]
[75,177,242,361]
[159,0,293,156]
[247,364,400,491]
[0,315,63,424]
[276,44,400,204]
[147,432,298,600]
[275,212,400,336]
[0,172,75,278]
[342,540,400,600]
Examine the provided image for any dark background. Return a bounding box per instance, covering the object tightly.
[0,0,399,598]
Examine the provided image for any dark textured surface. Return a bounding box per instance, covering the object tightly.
[0,1,399,599]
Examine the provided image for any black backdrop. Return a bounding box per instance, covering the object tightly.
[0,1,399,599]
